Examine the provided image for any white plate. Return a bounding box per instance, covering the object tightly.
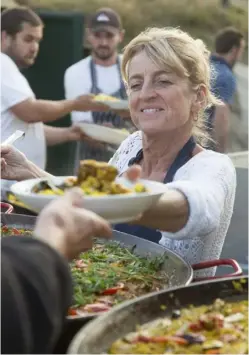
[95,99,129,110]
[77,123,129,146]
[10,177,167,223]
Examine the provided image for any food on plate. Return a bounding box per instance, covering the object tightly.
[6,191,30,209]
[32,160,148,196]
[109,298,248,354]
[94,93,120,102]
[1,225,32,236]
[114,128,129,135]
[68,241,168,316]
[77,160,117,183]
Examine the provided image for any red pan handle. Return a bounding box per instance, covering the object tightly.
[192,258,243,282]
[1,202,14,214]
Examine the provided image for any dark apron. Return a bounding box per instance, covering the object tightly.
[115,137,196,243]
[74,57,132,171]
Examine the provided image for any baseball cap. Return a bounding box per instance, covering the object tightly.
[88,8,122,34]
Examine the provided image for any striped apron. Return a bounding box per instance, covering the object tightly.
[74,57,133,173]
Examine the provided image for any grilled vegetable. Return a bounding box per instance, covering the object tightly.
[1,226,32,236]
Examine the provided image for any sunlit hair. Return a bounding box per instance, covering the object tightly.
[122,27,221,145]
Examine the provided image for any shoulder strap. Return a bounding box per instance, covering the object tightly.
[89,58,98,93]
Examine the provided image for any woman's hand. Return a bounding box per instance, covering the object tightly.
[34,188,112,260]
[1,145,33,181]
[124,164,188,232]
[124,164,141,181]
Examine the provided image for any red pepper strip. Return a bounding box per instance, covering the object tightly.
[68,308,77,316]
[102,282,124,295]
[134,335,188,345]
[2,226,8,233]
[205,350,221,354]
[189,322,203,331]
[12,228,21,235]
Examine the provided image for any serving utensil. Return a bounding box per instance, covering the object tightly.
[2,130,25,146]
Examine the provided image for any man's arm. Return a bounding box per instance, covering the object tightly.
[213,103,230,153]
[44,125,99,146]
[211,71,236,152]
[64,66,93,124]
[10,95,107,124]
[44,125,74,146]
[10,98,77,123]
[1,55,75,124]
[2,54,107,125]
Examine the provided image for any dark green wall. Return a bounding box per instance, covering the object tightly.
[23,10,84,175]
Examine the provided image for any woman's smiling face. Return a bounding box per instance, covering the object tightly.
[127,50,196,136]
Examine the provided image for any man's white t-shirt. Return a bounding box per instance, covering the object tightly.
[64,55,123,124]
[1,53,46,194]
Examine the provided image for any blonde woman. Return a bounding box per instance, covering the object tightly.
[111,28,236,277]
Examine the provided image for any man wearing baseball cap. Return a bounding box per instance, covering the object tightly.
[64,8,132,167]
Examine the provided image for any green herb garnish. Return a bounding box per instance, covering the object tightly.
[71,240,169,310]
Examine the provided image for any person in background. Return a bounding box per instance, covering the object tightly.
[64,8,132,169]
[207,27,245,152]
[2,188,112,354]
[221,0,230,8]
[1,7,108,197]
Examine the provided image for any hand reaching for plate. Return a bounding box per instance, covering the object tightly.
[74,95,109,112]
[124,165,141,182]
[69,126,104,148]
[111,109,131,119]
[34,188,112,260]
[123,165,145,223]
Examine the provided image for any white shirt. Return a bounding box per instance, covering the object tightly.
[1,53,46,194]
[64,55,123,124]
[109,131,236,277]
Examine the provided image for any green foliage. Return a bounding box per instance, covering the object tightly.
[29,0,248,58]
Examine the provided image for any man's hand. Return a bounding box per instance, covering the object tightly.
[111,108,131,119]
[68,125,104,148]
[74,95,109,112]
[1,145,32,181]
[34,188,112,260]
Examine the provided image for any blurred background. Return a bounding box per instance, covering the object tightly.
[1,0,248,152]
[1,0,248,173]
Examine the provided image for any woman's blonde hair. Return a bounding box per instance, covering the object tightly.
[122,27,220,146]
